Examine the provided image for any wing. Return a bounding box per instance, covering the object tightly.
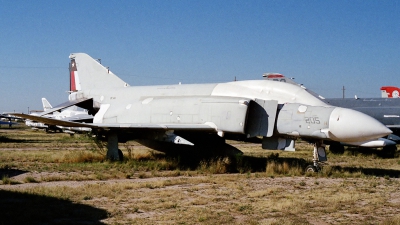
[11,113,216,131]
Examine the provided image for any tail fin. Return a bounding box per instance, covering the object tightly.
[41,98,53,111]
[380,86,400,98]
[69,53,129,92]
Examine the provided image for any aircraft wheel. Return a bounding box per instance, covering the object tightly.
[118,149,124,161]
[305,165,318,173]
[329,143,345,154]
[381,145,397,158]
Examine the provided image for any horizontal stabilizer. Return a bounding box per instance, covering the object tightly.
[39,98,93,116]
[11,113,97,128]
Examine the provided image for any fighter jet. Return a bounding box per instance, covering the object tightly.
[12,53,392,172]
[381,86,400,98]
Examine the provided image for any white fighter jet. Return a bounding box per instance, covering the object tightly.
[25,98,92,133]
[13,53,391,172]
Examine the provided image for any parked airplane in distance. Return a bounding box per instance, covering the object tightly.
[381,86,400,98]
[0,113,22,121]
[0,121,13,127]
[0,114,19,127]
[25,98,92,133]
[12,54,392,172]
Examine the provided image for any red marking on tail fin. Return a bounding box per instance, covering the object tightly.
[70,72,76,91]
[69,59,77,92]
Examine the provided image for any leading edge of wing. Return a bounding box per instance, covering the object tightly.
[12,113,216,131]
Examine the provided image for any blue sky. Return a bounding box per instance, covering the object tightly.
[0,0,399,113]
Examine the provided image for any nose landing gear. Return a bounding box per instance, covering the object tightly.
[305,141,327,173]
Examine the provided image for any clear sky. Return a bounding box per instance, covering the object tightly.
[1,0,399,113]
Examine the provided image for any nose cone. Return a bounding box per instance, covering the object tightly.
[328,107,392,142]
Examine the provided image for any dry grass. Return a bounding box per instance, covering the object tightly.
[1,127,400,224]
[3,175,399,224]
[197,157,231,174]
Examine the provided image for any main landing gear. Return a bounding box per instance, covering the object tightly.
[106,132,123,161]
[329,143,345,154]
[305,140,327,173]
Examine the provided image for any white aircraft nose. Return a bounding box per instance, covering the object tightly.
[328,107,392,142]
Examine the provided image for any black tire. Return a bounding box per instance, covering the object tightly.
[329,143,345,154]
[305,165,318,173]
[118,149,124,161]
[381,145,397,158]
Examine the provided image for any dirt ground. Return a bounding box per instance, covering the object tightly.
[1,128,400,224]
[2,171,400,225]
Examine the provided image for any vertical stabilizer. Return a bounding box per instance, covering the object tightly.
[42,98,53,111]
[380,86,400,98]
[69,53,129,91]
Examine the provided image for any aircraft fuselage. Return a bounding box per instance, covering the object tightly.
[69,80,390,143]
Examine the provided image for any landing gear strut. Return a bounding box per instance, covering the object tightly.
[306,140,327,172]
[106,132,123,161]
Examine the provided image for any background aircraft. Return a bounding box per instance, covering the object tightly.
[263,73,400,153]
[25,98,92,133]
[0,114,20,127]
[381,86,400,98]
[0,120,15,127]
[12,53,392,172]
[0,113,22,121]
